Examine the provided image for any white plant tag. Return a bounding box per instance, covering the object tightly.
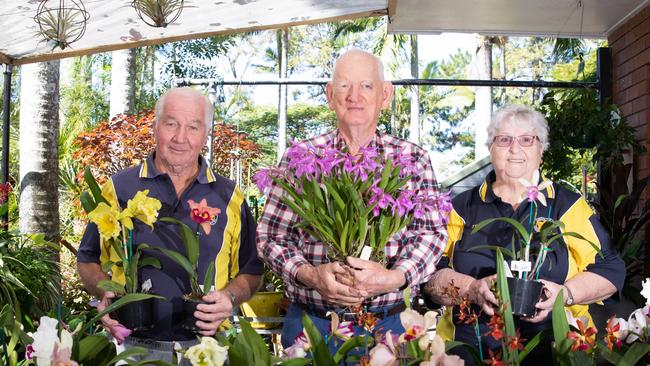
[510,260,532,273]
[503,260,514,278]
[141,279,153,292]
[360,245,372,261]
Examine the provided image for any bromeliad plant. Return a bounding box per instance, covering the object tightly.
[472,170,601,281]
[80,167,163,295]
[255,142,451,262]
[155,199,219,300]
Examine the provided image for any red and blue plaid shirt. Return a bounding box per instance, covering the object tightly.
[256,130,448,311]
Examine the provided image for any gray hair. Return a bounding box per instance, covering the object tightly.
[486,104,549,151]
[154,87,213,130]
[331,49,385,82]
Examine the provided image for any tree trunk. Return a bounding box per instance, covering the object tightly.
[408,35,420,144]
[474,35,493,159]
[19,61,60,244]
[110,48,136,119]
[277,28,289,163]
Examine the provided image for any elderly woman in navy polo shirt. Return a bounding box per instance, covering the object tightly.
[425,104,624,365]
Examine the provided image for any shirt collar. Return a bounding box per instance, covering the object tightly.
[333,129,385,154]
[139,152,216,184]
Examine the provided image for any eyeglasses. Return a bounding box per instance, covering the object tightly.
[492,135,539,147]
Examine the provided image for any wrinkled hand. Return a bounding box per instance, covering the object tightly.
[194,291,234,336]
[522,279,563,323]
[465,275,498,316]
[97,291,132,344]
[345,257,405,298]
[303,262,364,306]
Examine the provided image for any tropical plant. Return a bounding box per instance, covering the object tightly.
[255,142,451,262]
[590,175,650,305]
[80,167,163,296]
[472,170,600,281]
[154,199,219,300]
[538,88,642,182]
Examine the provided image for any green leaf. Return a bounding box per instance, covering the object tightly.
[151,246,195,276]
[519,329,550,362]
[202,261,216,296]
[159,217,200,265]
[84,166,107,206]
[496,249,518,361]
[302,313,335,366]
[619,342,650,366]
[138,256,162,269]
[473,217,530,245]
[551,288,571,357]
[332,335,372,364]
[80,191,96,214]
[76,334,117,365]
[108,347,149,365]
[97,279,126,295]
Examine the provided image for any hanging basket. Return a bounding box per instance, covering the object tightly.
[34,0,90,50]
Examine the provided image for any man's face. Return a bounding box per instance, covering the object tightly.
[154,93,208,169]
[326,53,393,130]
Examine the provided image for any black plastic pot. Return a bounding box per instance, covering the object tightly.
[114,297,154,331]
[181,299,207,333]
[507,277,543,317]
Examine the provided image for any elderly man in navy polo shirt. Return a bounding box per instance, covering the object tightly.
[77,87,263,362]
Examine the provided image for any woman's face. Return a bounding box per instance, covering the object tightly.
[489,118,543,183]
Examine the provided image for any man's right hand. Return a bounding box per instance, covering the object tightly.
[465,275,498,316]
[97,291,132,344]
[296,263,364,306]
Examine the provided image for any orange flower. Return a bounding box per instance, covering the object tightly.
[458,297,478,325]
[485,349,506,366]
[486,313,506,341]
[356,355,371,366]
[567,319,597,352]
[355,311,379,333]
[604,315,623,351]
[187,199,221,235]
[507,330,526,352]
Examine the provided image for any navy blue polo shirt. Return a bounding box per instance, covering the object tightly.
[77,153,263,341]
[435,170,624,359]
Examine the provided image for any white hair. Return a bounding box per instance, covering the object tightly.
[331,49,385,81]
[486,104,550,151]
[154,87,213,130]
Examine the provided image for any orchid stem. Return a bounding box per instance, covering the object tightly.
[474,319,483,361]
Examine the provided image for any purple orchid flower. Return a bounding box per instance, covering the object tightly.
[368,185,396,217]
[253,167,283,195]
[394,189,416,217]
[390,153,418,178]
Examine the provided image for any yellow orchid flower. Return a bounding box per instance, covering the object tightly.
[88,202,121,240]
[127,190,162,229]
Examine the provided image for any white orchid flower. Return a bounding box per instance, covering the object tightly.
[518,170,552,206]
[641,278,650,306]
[627,306,650,343]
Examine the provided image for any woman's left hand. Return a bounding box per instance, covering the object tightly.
[521,279,564,323]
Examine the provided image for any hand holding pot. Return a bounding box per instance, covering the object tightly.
[97,291,132,344]
[521,279,563,323]
[194,290,234,336]
[465,275,498,316]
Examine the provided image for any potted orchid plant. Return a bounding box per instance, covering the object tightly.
[254,142,451,263]
[154,199,218,332]
[471,170,601,317]
[81,167,164,331]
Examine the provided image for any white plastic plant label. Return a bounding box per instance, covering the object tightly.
[360,245,372,261]
[510,260,532,273]
[503,260,514,278]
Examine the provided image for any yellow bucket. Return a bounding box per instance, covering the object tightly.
[239,291,284,329]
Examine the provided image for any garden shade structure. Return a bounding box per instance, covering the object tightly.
[0,0,647,65]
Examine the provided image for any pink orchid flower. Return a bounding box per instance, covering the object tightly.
[188,199,221,235]
[518,170,552,206]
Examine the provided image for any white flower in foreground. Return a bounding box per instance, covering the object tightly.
[641,278,650,306]
[30,316,78,366]
[184,337,228,366]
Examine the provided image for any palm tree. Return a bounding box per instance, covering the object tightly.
[110,48,137,118]
[19,61,60,244]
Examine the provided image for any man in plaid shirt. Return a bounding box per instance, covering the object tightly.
[257,49,448,350]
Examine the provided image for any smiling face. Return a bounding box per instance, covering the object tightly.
[325,51,393,131]
[489,117,543,183]
[154,91,209,171]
